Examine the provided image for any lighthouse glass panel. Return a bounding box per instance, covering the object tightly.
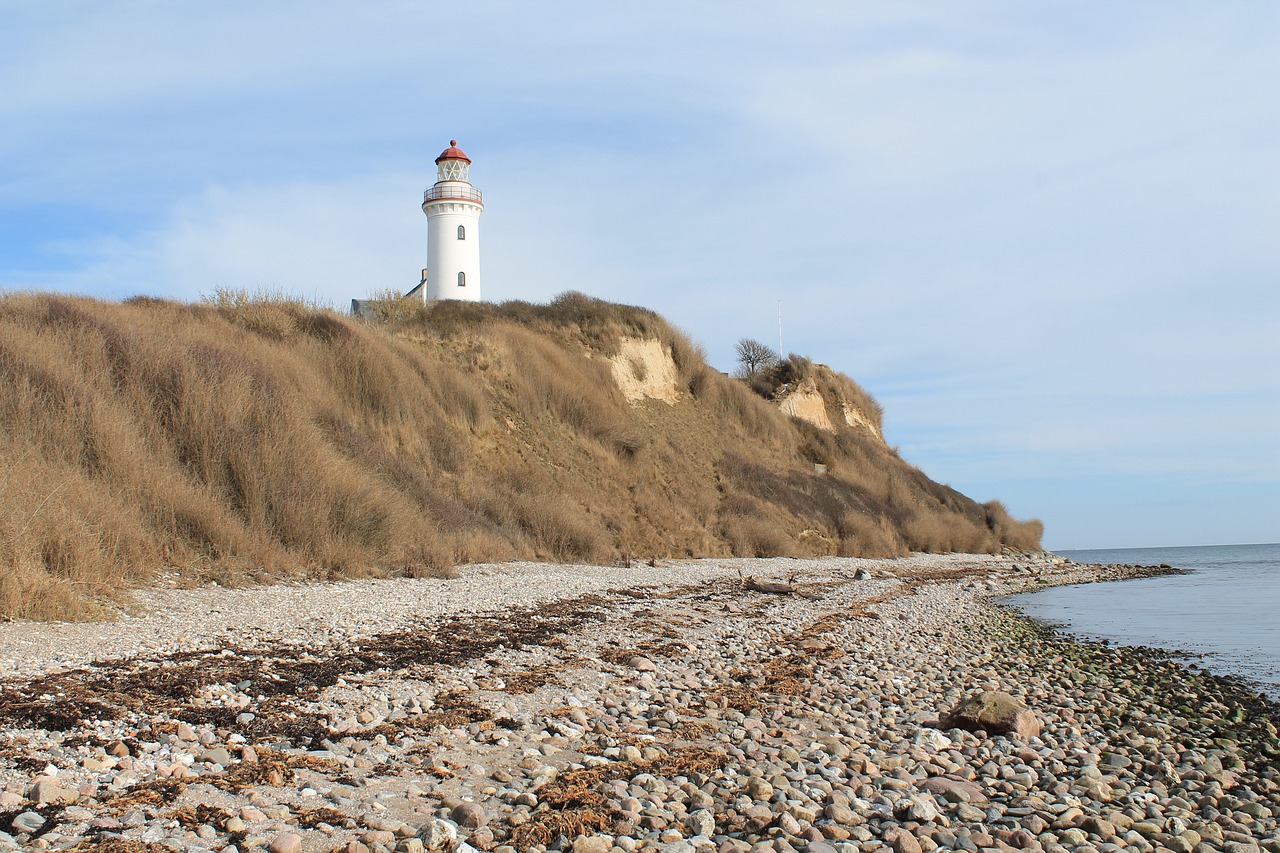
[438,161,469,182]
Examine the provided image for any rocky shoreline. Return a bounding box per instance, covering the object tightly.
[0,554,1276,853]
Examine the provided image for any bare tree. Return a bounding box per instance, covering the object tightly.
[735,337,779,378]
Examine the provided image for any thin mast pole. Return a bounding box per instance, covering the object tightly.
[777,300,783,358]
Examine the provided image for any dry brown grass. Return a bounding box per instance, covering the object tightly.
[0,290,1042,620]
[836,511,908,559]
[983,499,1045,552]
[353,288,431,324]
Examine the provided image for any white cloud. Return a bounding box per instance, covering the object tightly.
[13,176,427,304]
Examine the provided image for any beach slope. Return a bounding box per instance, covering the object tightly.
[1,554,1276,852]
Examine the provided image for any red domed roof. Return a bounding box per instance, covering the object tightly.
[435,140,472,164]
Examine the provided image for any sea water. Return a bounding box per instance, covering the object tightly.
[1005,543,1280,699]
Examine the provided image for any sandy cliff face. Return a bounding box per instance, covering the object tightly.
[773,371,885,443]
[841,399,884,441]
[608,337,680,404]
[777,380,835,432]
[609,342,885,444]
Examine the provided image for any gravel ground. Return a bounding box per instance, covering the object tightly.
[0,552,1277,853]
[0,556,1006,680]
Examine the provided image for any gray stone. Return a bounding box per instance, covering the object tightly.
[11,812,45,834]
[895,796,939,823]
[687,808,716,837]
[200,747,233,766]
[418,819,458,851]
[1059,828,1089,846]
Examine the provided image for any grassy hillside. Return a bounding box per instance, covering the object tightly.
[0,290,1042,620]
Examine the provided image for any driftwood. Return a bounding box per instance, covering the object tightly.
[744,577,798,595]
[617,556,661,568]
[741,573,824,600]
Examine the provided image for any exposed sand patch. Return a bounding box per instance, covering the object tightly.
[843,400,885,441]
[609,337,680,404]
[777,379,834,431]
[776,377,885,441]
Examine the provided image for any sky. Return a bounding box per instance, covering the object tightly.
[2,1,1277,550]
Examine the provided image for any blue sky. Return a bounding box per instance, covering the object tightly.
[2,2,1277,549]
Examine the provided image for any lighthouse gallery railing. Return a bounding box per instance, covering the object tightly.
[423,186,484,203]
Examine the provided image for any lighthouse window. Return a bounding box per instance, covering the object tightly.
[457,225,465,240]
[457,272,466,287]
[438,161,469,182]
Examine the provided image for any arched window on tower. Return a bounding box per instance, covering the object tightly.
[457,272,466,287]
[457,225,465,240]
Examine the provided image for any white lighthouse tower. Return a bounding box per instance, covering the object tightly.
[421,140,484,302]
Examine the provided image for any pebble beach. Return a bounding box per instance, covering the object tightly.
[0,554,1277,853]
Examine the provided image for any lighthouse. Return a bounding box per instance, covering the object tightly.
[421,140,484,302]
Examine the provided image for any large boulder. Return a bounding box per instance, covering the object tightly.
[940,691,1041,740]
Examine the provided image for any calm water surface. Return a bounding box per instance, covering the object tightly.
[1004,543,1280,699]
